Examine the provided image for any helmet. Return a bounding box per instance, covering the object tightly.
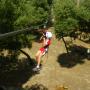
[46,32,52,39]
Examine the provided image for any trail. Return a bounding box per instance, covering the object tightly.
[22,38,90,90]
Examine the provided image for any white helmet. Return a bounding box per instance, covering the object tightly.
[46,32,52,39]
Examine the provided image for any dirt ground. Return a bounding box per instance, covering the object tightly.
[0,29,90,90]
[21,37,90,90]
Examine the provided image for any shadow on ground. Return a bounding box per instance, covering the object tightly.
[57,45,90,68]
[0,52,37,88]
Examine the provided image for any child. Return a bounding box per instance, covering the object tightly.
[33,29,52,71]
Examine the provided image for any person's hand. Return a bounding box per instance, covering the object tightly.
[40,35,44,40]
[40,33,46,40]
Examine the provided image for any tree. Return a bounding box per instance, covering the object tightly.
[53,0,78,53]
[0,0,50,65]
[53,0,90,53]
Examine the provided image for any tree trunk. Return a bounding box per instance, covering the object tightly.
[77,0,80,8]
[19,49,35,65]
[61,36,69,53]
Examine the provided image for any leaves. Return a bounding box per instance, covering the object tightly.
[53,0,90,39]
[0,0,50,50]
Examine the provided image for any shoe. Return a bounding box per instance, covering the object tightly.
[32,67,40,72]
[40,64,42,68]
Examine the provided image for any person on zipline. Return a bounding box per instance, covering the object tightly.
[33,28,52,71]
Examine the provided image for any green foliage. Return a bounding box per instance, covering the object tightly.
[14,0,48,29]
[81,0,90,10]
[76,0,90,32]
[0,0,16,33]
[47,0,53,6]
[53,0,90,39]
[0,0,50,51]
[0,0,50,32]
[53,0,78,38]
[55,18,78,38]
[76,6,90,32]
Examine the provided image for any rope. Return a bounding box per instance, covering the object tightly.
[0,22,47,40]
[0,27,32,40]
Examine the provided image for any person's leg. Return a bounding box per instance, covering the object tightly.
[36,52,43,68]
[33,50,43,71]
[35,50,41,63]
[35,50,43,68]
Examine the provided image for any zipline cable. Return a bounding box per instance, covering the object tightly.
[0,27,32,40]
[0,22,47,40]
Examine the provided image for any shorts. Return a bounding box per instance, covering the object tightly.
[39,48,45,54]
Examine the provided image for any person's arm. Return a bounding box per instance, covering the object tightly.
[42,37,46,47]
[40,31,46,40]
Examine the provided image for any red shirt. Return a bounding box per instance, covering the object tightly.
[40,39,51,54]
